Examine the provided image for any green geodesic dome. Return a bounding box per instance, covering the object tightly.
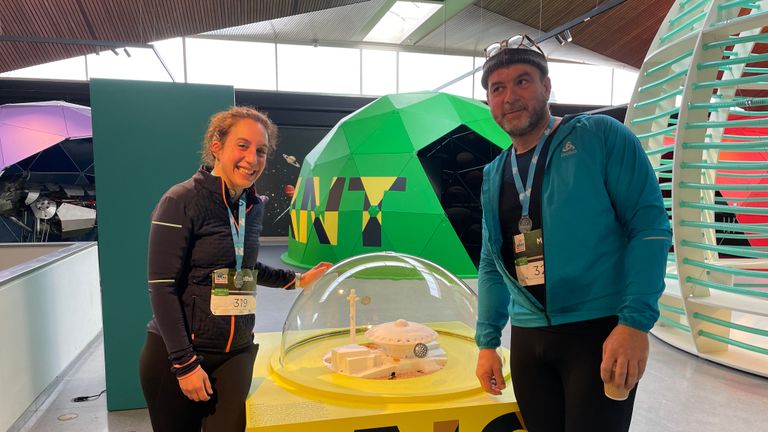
[281,91,510,277]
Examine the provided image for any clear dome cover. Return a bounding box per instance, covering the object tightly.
[271,252,485,400]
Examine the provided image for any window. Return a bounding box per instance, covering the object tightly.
[186,38,276,90]
[362,49,397,96]
[612,68,639,105]
[151,37,185,82]
[277,44,360,94]
[1,56,86,81]
[548,62,613,105]
[87,47,171,82]
[399,52,473,97]
[473,56,486,101]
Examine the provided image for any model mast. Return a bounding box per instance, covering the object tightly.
[347,289,359,344]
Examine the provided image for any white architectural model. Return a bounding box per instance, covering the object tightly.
[323,289,447,379]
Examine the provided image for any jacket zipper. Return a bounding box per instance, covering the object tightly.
[532,117,575,327]
[225,315,235,352]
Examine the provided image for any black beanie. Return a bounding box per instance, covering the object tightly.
[481,48,549,90]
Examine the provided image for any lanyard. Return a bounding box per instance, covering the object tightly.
[228,198,246,272]
[212,169,247,271]
[509,116,555,232]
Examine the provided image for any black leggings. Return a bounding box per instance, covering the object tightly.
[509,316,637,432]
[139,332,258,432]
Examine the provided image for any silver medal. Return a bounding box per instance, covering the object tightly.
[234,270,244,288]
[518,216,533,233]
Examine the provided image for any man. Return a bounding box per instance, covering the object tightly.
[474,35,671,432]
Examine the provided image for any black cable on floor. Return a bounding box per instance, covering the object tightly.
[72,389,106,402]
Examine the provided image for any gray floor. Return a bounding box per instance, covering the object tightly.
[13,245,768,431]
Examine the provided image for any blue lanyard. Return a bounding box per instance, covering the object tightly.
[509,116,556,221]
[228,198,246,271]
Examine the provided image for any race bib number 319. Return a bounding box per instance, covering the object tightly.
[210,268,257,315]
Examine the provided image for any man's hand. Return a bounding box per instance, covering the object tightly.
[476,348,506,395]
[177,365,213,402]
[600,324,649,391]
[299,261,333,290]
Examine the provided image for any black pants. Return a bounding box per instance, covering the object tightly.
[509,316,637,432]
[139,332,259,432]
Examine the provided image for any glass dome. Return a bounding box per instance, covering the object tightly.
[271,251,487,401]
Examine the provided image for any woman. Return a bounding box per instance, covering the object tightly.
[139,106,330,431]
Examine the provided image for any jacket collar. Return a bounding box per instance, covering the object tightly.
[195,165,260,206]
[482,114,584,249]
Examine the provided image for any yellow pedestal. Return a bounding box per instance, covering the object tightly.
[246,332,525,432]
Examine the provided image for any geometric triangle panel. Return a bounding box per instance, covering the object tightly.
[284,91,507,277]
[59,138,94,171]
[29,144,80,173]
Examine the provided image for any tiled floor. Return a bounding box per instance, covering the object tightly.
[12,246,768,431]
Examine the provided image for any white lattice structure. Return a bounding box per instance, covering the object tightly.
[625,0,768,377]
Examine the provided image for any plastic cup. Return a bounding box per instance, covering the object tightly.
[603,382,630,401]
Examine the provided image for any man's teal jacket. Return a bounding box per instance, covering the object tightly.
[475,114,672,349]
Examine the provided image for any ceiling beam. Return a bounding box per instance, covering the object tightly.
[402,0,473,46]
[433,0,628,92]
[0,35,153,50]
[534,0,627,44]
[351,0,398,41]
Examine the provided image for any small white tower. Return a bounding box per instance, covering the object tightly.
[347,289,359,344]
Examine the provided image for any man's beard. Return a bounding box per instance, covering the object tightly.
[503,99,548,138]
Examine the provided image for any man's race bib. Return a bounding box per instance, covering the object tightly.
[513,229,545,286]
[210,268,257,315]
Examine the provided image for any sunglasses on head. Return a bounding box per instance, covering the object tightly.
[483,34,545,59]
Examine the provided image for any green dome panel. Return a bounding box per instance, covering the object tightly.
[419,219,478,278]
[284,92,507,276]
[345,97,396,121]
[312,131,352,166]
[342,112,413,154]
[349,153,413,176]
[388,92,438,109]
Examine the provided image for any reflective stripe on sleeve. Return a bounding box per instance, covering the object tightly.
[152,220,183,228]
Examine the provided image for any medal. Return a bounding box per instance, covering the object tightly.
[518,216,533,233]
[225,196,247,288]
[509,116,556,235]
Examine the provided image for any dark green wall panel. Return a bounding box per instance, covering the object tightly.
[90,79,234,410]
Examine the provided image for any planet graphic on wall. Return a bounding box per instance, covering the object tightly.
[283,153,300,168]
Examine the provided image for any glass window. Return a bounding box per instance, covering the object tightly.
[1,56,87,81]
[186,38,276,90]
[362,49,397,96]
[278,44,360,95]
[473,56,486,101]
[398,52,473,97]
[87,47,172,82]
[612,68,639,105]
[151,37,185,83]
[548,62,613,105]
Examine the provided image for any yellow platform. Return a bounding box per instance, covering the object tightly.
[246,332,525,432]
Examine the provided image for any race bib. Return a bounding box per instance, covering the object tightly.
[210,268,257,315]
[513,229,545,286]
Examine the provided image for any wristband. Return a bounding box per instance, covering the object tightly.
[177,364,202,380]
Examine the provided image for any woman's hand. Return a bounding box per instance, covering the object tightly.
[298,262,333,289]
[177,365,213,402]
